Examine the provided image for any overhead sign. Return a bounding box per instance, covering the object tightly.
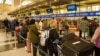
[46,8,53,14]
[56,14,64,17]
[89,12,95,16]
[81,12,89,16]
[31,11,100,18]
[67,4,77,11]
[75,13,80,16]
[51,14,57,18]
[28,12,32,16]
[35,10,40,15]
[95,12,100,16]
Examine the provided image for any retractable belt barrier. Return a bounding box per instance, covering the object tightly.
[4,27,49,56]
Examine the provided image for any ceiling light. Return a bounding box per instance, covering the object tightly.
[54,0,57,2]
[5,0,12,4]
[0,0,3,4]
[21,0,32,6]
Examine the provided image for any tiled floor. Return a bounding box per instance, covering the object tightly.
[0,48,32,56]
[0,30,94,56]
[0,31,24,52]
[0,31,31,56]
[0,30,42,56]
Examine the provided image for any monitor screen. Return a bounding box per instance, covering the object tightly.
[28,12,32,16]
[46,8,53,13]
[35,10,40,15]
[67,4,77,11]
[22,14,25,16]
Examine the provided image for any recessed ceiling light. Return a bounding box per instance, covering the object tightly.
[54,0,57,2]
[0,0,3,4]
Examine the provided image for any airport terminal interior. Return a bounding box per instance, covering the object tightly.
[0,0,100,56]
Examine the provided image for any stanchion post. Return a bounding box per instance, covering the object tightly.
[5,27,7,39]
[13,31,17,49]
[31,43,33,56]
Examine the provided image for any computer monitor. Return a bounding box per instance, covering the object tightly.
[28,12,32,16]
[67,4,77,11]
[35,10,40,15]
[46,8,53,13]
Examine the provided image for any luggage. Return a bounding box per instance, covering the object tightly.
[62,38,94,56]
[62,33,77,42]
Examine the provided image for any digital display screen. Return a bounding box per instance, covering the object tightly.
[81,12,89,16]
[22,14,25,16]
[44,15,50,18]
[51,14,56,18]
[67,4,77,11]
[46,8,53,13]
[75,13,80,16]
[67,13,75,17]
[41,15,45,18]
[56,14,63,17]
[28,12,32,16]
[42,15,48,18]
[95,12,100,16]
[35,10,40,15]
[89,12,95,16]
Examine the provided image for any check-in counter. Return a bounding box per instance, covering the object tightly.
[68,25,78,33]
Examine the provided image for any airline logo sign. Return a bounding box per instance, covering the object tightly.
[95,12,100,16]
[31,11,100,18]
[51,14,57,18]
[89,12,95,16]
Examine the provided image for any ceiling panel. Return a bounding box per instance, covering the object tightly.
[73,0,87,2]
[0,0,3,4]
[37,1,50,8]
[85,1,100,5]
[52,0,71,6]
[9,0,100,15]
[29,7,37,11]
[38,5,50,8]
[5,0,12,4]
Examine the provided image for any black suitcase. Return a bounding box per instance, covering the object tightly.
[62,38,94,56]
[62,33,77,42]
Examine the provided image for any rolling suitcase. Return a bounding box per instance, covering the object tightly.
[62,33,77,42]
[62,38,94,56]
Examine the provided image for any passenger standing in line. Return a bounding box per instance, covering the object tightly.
[91,27,100,56]
[11,19,16,37]
[25,17,30,26]
[79,17,89,39]
[58,21,64,35]
[20,17,30,45]
[47,19,59,56]
[63,21,69,35]
[3,18,9,32]
[90,18,99,37]
[39,28,49,56]
[39,19,43,31]
[28,19,40,56]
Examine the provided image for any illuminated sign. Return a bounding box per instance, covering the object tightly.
[67,4,77,11]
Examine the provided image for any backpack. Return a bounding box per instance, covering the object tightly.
[40,30,49,46]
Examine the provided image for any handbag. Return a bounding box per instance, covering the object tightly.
[96,37,100,48]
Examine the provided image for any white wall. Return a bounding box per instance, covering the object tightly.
[0,12,15,20]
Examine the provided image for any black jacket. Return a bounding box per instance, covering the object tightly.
[49,29,59,44]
